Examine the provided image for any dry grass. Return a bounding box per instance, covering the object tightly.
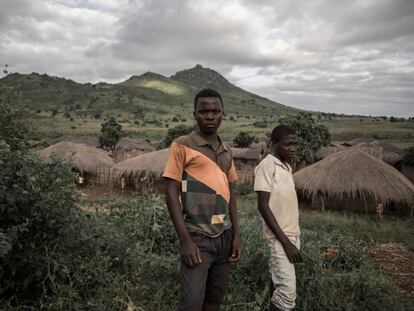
[294,149,414,206]
[39,141,115,174]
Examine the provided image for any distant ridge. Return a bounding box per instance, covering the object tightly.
[0,65,298,117]
[171,64,236,91]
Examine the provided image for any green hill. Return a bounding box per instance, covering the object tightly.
[0,65,297,118]
[1,65,413,148]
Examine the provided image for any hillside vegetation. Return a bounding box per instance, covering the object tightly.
[1,65,413,147]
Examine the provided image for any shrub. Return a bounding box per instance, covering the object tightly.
[253,121,267,128]
[99,117,123,150]
[233,131,257,148]
[159,124,194,148]
[278,113,331,162]
[402,146,414,166]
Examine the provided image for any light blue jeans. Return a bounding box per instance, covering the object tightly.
[267,236,301,311]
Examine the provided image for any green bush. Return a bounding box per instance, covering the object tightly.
[159,124,195,148]
[233,131,257,148]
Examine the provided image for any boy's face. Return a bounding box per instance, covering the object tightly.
[274,134,298,162]
[193,97,224,135]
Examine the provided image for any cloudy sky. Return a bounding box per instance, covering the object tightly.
[1,0,413,116]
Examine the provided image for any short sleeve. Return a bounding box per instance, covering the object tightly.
[163,142,185,182]
[227,160,238,183]
[254,162,274,192]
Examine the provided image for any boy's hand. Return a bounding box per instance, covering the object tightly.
[228,233,241,263]
[282,240,303,264]
[180,238,202,267]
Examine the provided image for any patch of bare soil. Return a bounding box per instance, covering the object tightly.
[367,243,414,299]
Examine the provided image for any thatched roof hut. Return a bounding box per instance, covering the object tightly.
[293,149,414,207]
[39,141,115,175]
[111,148,170,181]
[350,142,402,165]
[58,136,101,148]
[114,137,156,162]
[231,148,261,161]
[314,144,347,161]
[115,137,154,152]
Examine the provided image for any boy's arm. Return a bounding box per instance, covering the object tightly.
[165,178,202,267]
[257,191,303,263]
[228,183,241,262]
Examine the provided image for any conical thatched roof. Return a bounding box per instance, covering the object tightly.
[350,142,402,165]
[111,148,170,180]
[39,141,115,174]
[69,136,100,148]
[314,145,347,161]
[115,137,155,152]
[231,147,261,161]
[293,149,414,206]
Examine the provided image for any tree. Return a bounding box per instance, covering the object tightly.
[160,124,194,149]
[0,86,28,150]
[99,117,123,149]
[402,146,414,166]
[233,131,257,148]
[277,113,331,162]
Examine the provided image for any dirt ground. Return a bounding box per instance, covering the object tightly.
[367,243,414,299]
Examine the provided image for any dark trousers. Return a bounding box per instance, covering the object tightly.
[179,229,232,311]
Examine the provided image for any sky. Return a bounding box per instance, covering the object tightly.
[1,0,413,117]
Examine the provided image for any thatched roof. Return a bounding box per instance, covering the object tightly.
[39,141,115,174]
[231,148,261,161]
[351,142,402,165]
[58,136,100,148]
[111,148,170,180]
[115,137,155,152]
[347,138,375,146]
[314,145,347,161]
[293,149,414,206]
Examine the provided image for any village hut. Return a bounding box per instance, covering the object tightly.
[231,148,261,167]
[39,141,115,184]
[293,149,414,216]
[350,142,402,165]
[231,147,261,183]
[314,144,348,161]
[110,148,169,191]
[401,164,414,183]
[69,136,100,148]
[114,137,156,162]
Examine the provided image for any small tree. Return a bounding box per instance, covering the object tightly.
[402,146,414,166]
[160,124,194,149]
[99,117,123,150]
[233,131,257,148]
[277,113,331,162]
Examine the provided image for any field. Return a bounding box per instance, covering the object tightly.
[31,112,414,149]
[19,186,411,311]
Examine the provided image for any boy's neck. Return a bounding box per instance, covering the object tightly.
[273,152,288,165]
[197,129,219,144]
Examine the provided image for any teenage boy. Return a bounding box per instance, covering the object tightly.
[254,124,303,311]
[163,88,241,311]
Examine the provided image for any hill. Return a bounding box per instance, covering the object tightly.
[1,66,413,148]
[0,65,297,118]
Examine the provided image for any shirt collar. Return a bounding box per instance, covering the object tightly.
[190,130,228,152]
[268,153,291,172]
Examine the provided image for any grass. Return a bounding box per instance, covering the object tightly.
[320,117,414,148]
[3,188,412,310]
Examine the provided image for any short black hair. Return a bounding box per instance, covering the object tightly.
[194,88,223,110]
[271,124,296,143]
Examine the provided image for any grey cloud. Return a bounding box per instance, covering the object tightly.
[0,0,413,116]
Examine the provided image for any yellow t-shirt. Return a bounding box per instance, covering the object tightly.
[254,154,300,239]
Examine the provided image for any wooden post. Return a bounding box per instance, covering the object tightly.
[319,193,325,212]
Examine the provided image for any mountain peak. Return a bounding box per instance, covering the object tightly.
[171,64,234,91]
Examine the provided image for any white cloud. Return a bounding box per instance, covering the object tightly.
[0,0,413,116]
